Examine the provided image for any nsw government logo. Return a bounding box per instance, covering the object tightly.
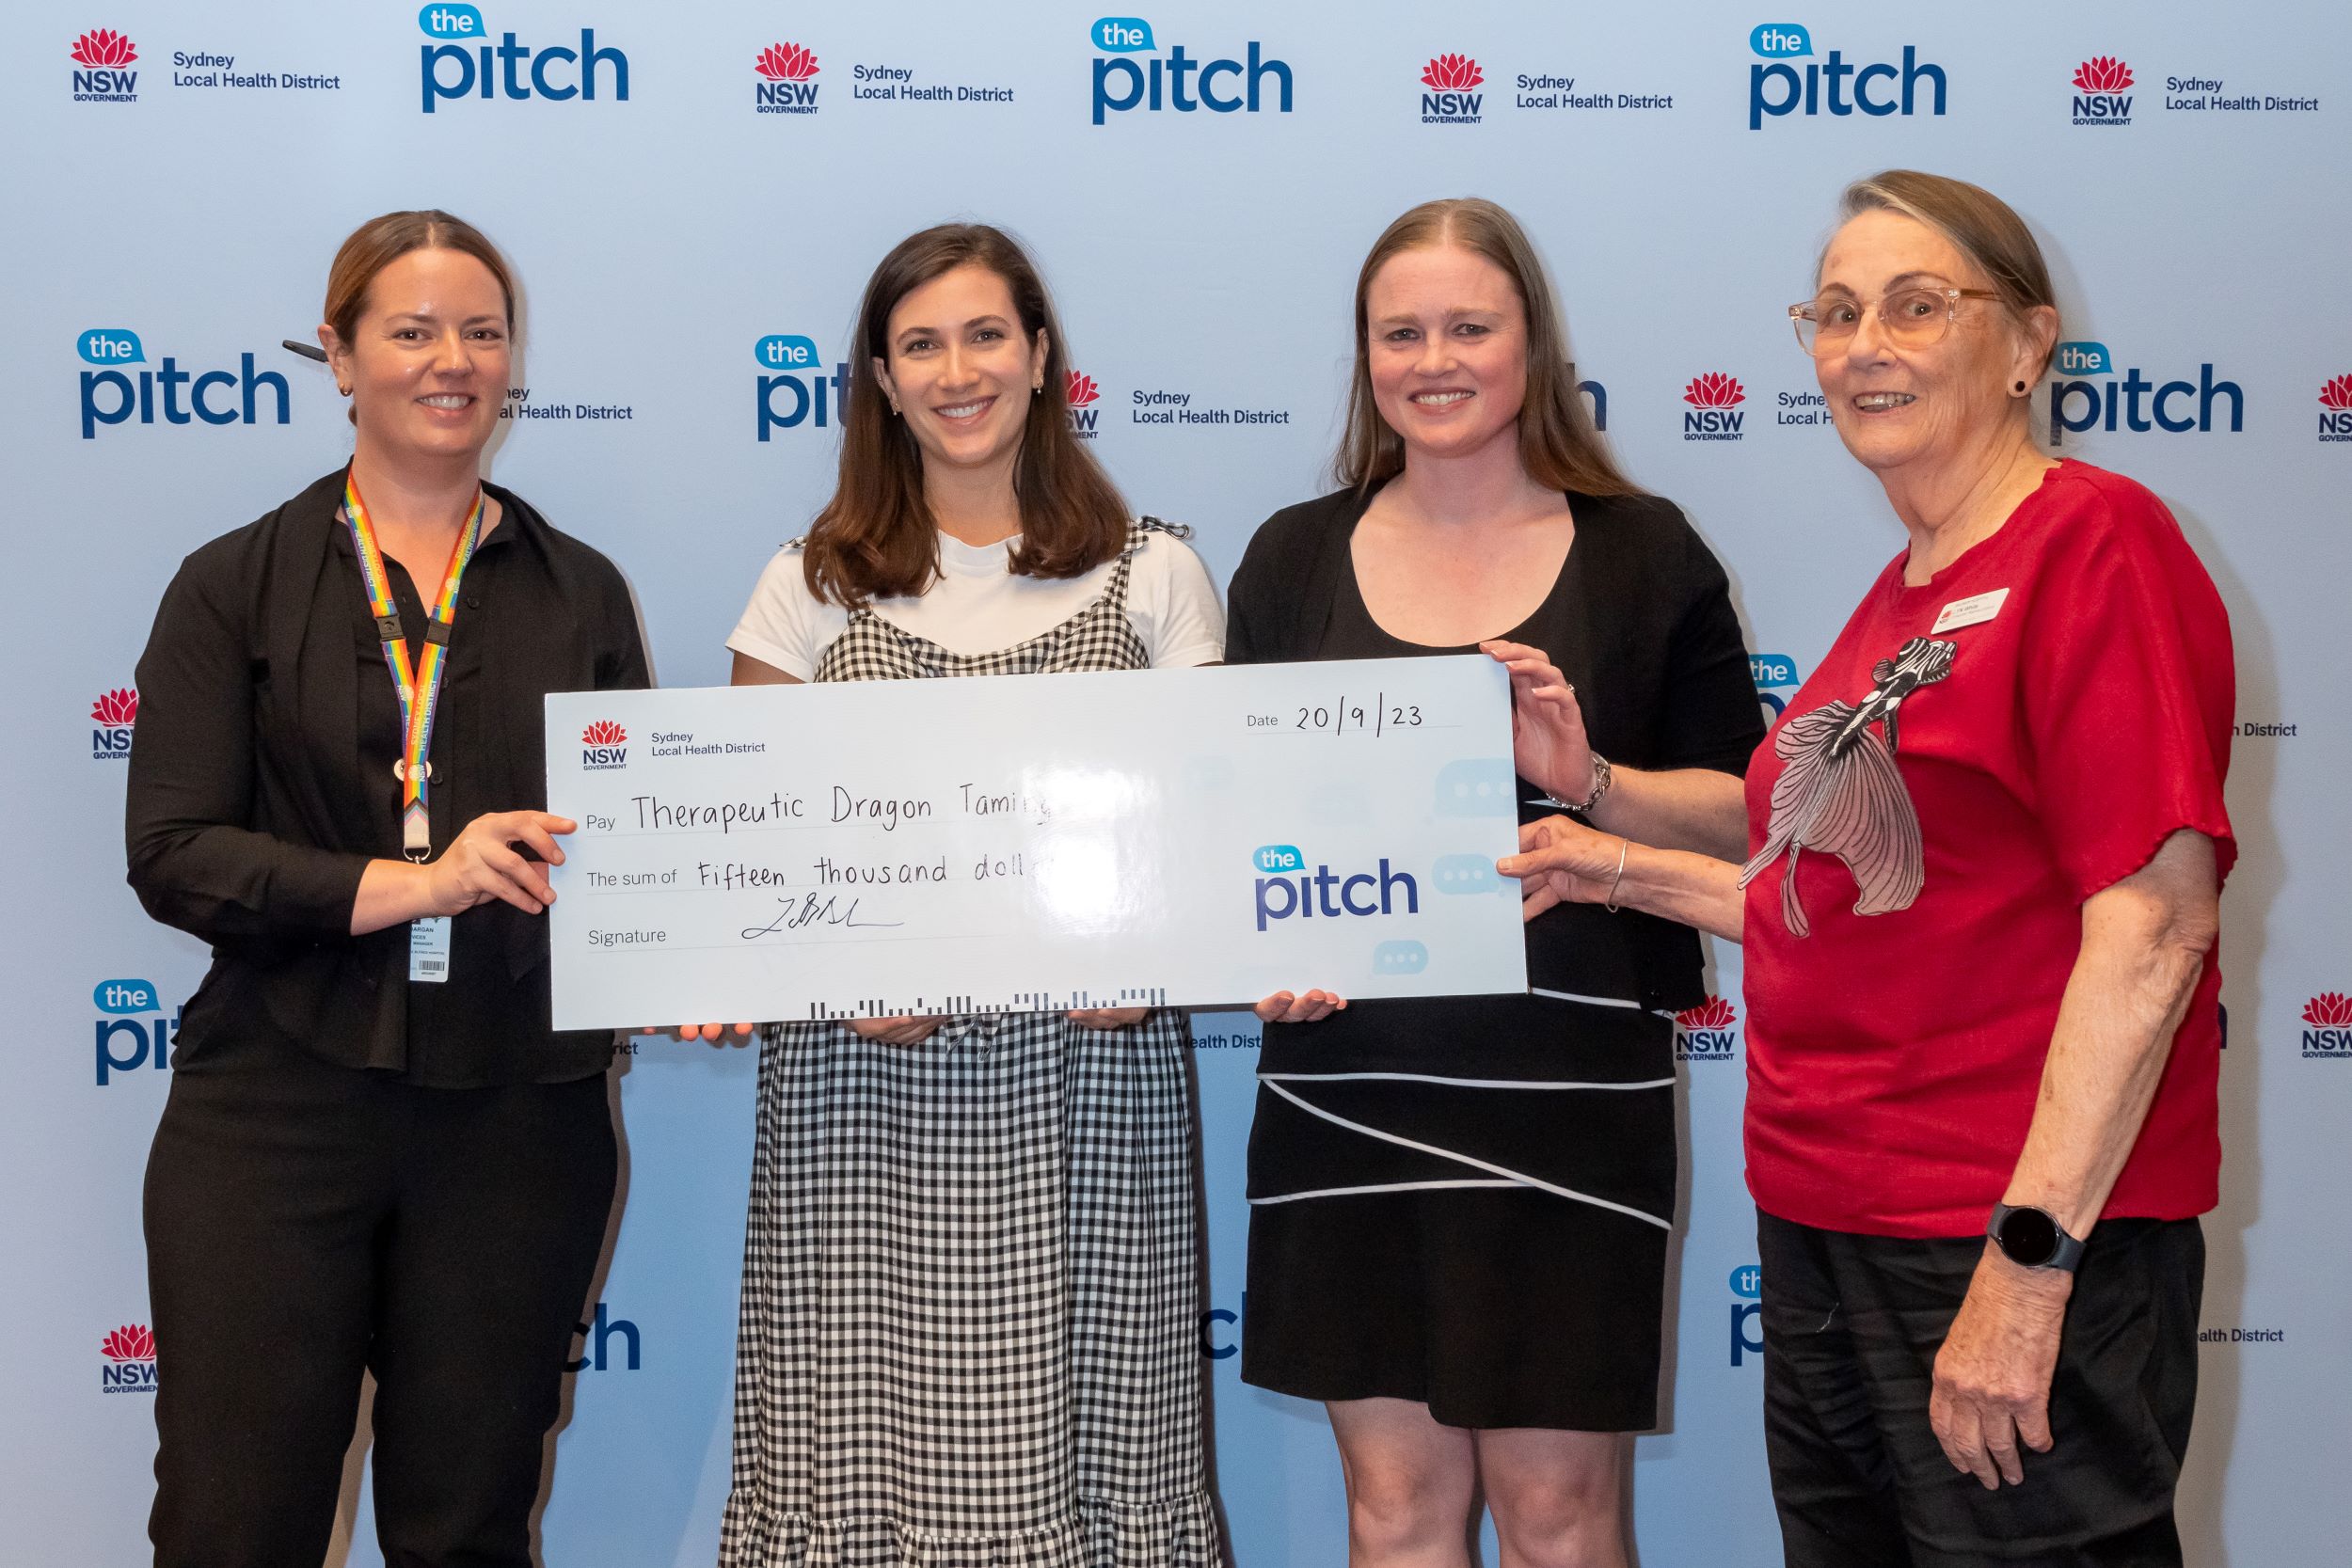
[101,1324,157,1394]
[2301,993,2352,1059]
[581,720,628,770]
[1683,373,1746,441]
[72,27,138,101]
[755,41,818,113]
[2071,56,2134,125]
[1089,17,1294,125]
[1421,55,1484,124]
[1676,995,1740,1061]
[91,688,137,761]
[1748,23,1947,130]
[2318,374,2352,442]
[2049,341,2241,445]
[1067,371,1102,439]
[419,6,628,114]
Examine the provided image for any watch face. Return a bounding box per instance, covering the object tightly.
[1998,1206,2059,1265]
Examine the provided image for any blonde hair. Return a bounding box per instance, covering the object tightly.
[1335,198,1636,497]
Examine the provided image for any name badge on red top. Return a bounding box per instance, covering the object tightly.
[1931,587,2010,634]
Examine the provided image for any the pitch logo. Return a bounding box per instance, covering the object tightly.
[1753,653,1802,721]
[2318,374,2352,442]
[78,328,293,440]
[1682,373,1746,441]
[1250,844,1421,932]
[2301,992,2352,1059]
[100,1325,157,1394]
[91,687,137,761]
[755,334,849,442]
[1748,24,1947,130]
[565,1303,642,1372]
[2048,341,2243,445]
[755,41,818,114]
[72,27,138,101]
[2071,56,2134,125]
[1066,371,1102,439]
[581,720,628,770]
[1728,1263,1763,1367]
[1089,17,1295,126]
[1421,54,1484,124]
[418,6,628,114]
[1676,995,1740,1061]
[94,978,179,1085]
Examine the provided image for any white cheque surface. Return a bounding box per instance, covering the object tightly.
[545,656,1529,1030]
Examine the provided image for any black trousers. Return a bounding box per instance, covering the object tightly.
[144,1036,616,1568]
[1756,1210,2203,1568]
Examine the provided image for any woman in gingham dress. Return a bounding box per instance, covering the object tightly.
[707,224,1225,1568]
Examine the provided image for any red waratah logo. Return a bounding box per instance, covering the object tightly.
[72,29,136,68]
[1677,996,1739,1030]
[2304,993,2352,1028]
[581,721,627,746]
[2072,57,2133,93]
[2319,375,2352,411]
[1066,371,1100,407]
[755,42,817,81]
[1422,55,1483,92]
[92,689,138,727]
[1683,372,1746,408]
[101,1324,154,1361]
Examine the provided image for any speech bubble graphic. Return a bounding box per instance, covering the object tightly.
[420,3,485,39]
[78,329,144,365]
[93,979,159,1015]
[1373,941,1429,974]
[1091,17,1156,52]
[1431,853,1503,895]
[1433,757,1516,817]
[2056,341,2113,374]
[1749,24,1813,57]
[1728,1263,1762,1299]
[1252,844,1304,874]
[754,333,820,371]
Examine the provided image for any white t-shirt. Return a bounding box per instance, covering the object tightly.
[726,526,1226,679]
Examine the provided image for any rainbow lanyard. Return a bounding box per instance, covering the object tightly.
[341,472,486,861]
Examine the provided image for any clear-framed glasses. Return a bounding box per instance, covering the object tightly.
[1788,286,2004,356]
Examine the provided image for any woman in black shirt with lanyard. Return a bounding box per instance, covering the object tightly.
[1229,199,1760,1568]
[124,210,648,1568]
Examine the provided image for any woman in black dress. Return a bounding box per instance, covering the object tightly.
[1228,198,1761,1568]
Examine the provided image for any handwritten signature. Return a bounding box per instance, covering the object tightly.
[739,893,904,942]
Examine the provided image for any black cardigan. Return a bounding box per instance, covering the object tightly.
[124,467,649,1085]
[1225,483,1762,1013]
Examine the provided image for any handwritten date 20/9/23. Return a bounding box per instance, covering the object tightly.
[1247,694,1425,737]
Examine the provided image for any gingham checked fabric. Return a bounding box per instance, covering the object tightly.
[719,522,1220,1568]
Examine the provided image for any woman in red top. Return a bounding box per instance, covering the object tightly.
[1503,170,2233,1567]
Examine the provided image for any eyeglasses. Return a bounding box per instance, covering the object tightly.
[1788,286,2004,356]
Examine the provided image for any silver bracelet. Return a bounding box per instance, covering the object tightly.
[1604,836,1629,913]
[1567,752,1614,815]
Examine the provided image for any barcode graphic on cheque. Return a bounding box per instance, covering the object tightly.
[803,987,1168,1021]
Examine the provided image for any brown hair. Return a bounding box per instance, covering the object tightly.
[803,224,1128,608]
[1335,198,1637,498]
[323,209,518,348]
[1835,170,2060,374]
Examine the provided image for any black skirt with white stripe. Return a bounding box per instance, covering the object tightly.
[1242,992,1677,1432]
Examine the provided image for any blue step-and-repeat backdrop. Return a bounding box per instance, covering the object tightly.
[3,2,2345,1562]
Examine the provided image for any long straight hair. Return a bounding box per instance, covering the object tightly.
[1334,198,1638,497]
[803,224,1128,607]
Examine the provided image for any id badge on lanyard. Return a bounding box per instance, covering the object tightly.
[341,472,485,985]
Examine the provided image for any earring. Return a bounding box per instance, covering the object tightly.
[2013,380,2028,394]
[1032,379,1043,394]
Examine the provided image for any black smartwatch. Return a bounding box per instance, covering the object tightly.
[1986,1203,2086,1272]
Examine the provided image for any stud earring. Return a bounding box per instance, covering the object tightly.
[2013,380,2027,394]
